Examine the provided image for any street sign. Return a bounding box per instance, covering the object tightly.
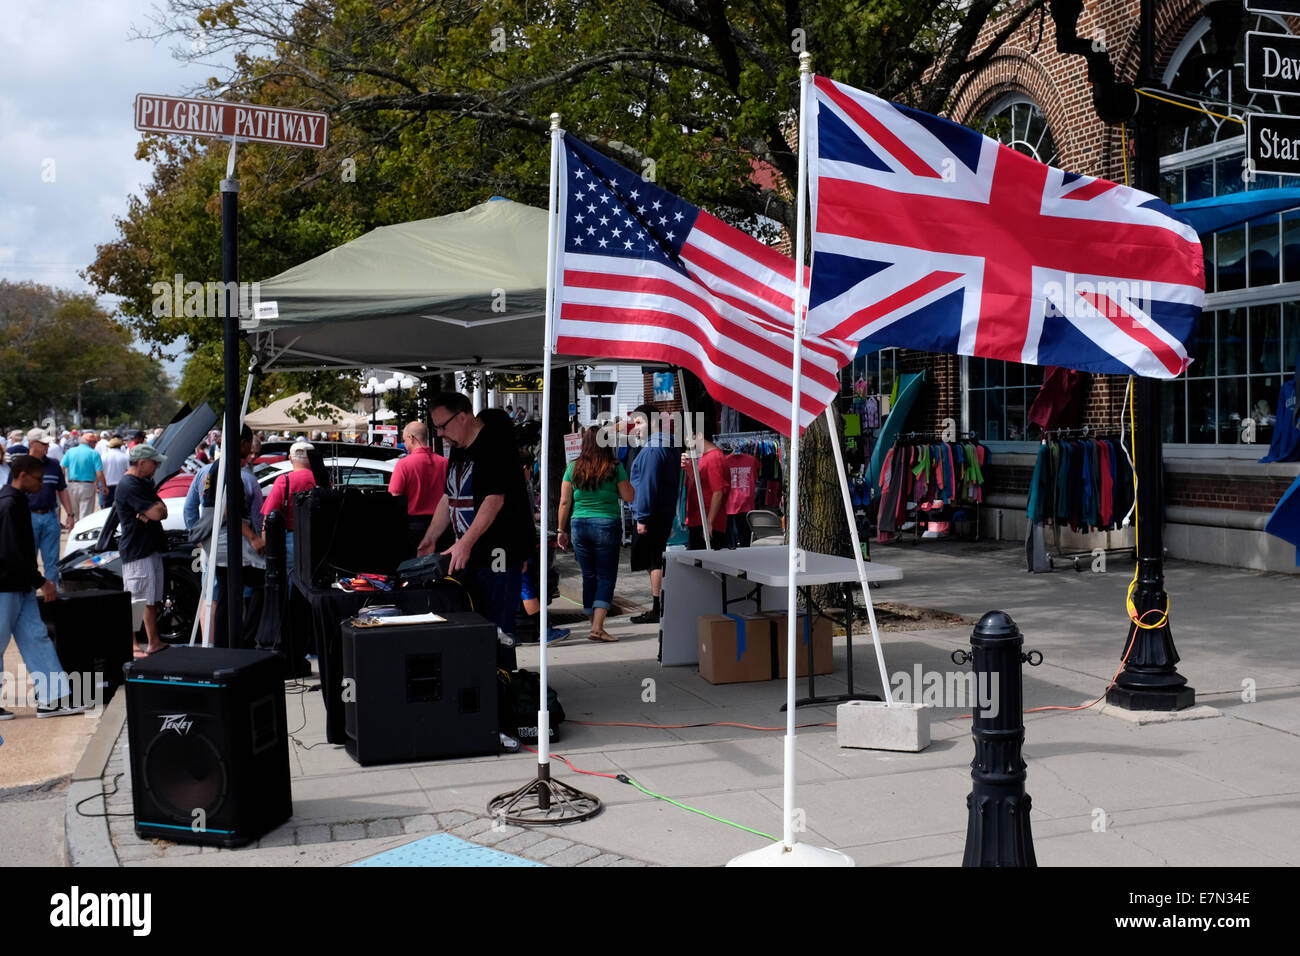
[564,432,582,462]
[1246,2,1300,16]
[1247,113,1300,177]
[134,93,329,149]
[568,402,577,417]
[1246,32,1300,95]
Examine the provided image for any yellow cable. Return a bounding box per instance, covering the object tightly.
[1123,377,1169,630]
[1136,88,1244,125]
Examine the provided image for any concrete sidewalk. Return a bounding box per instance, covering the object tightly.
[68,539,1300,866]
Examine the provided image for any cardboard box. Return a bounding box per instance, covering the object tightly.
[698,614,773,684]
[765,612,833,678]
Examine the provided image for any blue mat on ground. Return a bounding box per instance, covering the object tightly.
[350,832,546,867]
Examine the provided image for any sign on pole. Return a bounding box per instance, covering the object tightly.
[1246,32,1300,96]
[1247,113,1300,177]
[1245,2,1300,16]
[134,93,329,149]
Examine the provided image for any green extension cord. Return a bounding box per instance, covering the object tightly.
[620,775,777,843]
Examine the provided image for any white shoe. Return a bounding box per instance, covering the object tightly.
[36,700,86,718]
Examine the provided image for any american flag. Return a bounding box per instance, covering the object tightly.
[554,133,856,436]
[807,76,1204,378]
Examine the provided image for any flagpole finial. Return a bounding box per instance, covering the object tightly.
[550,112,561,131]
[798,51,811,73]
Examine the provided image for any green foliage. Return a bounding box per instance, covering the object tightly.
[0,280,174,430]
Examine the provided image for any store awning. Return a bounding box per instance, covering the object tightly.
[1173,187,1300,235]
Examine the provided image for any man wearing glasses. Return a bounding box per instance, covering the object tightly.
[418,393,533,670]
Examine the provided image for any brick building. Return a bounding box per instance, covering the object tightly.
[849,0,1300,573]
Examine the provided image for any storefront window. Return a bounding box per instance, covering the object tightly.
[968,357,1043,442]
[1157,5,1300,448]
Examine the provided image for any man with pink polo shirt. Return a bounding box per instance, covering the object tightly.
[390,421,449,554]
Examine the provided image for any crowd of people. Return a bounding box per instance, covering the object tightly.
[0,394,732,720]
[0,425,167,720]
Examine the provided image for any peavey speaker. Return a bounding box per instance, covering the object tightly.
[39,588,134,703]
[124,647,291,847]
[293,486,410,587]
[341,612,498,765]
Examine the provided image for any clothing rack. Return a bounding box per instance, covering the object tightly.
[713,430,781,446]
[897,430,978,441]
[878,432,987,544]
[1031,428,1136,570]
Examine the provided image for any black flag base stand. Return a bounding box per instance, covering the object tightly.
[487,763,603,826]
[1105,559,1195,711]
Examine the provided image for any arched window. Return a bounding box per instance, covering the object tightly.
[965,96,1056,442]
[983,95,1061,165]
[1158,4,1300,447]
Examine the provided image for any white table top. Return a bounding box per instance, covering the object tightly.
[664,545,903,587]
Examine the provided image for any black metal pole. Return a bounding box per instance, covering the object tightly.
[1106,0,1194,711]
[961,611,1036,867]
[221,175,242,650]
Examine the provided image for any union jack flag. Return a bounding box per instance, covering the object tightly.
[554,133,855,436]
[807,76,1205,378]
[446,460,475,539]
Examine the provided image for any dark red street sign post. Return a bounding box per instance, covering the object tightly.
[135,93,328,649]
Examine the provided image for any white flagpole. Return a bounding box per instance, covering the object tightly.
[780,53,812,853]
[824,406,892,701]
[729,53,851,867]
[676,368,712,551]
[536,112,563,768]
[191,371,255,647]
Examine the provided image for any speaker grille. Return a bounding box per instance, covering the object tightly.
[144,730,228,820]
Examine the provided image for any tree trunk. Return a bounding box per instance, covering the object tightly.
[796,407,850,608]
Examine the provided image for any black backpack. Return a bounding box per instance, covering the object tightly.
[499,668,565,743]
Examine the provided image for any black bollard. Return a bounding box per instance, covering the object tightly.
[957,610,1039,867]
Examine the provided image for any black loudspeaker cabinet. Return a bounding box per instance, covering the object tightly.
[39,588,133,704]
[293,486,410,587]
[342,612,499,766]
[124,647,291,847]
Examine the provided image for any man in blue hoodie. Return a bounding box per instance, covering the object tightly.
[627,404,681,624]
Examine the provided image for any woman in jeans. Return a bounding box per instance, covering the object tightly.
[557,426,633,642]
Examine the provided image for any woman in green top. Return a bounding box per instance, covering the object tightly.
[557,426,634,642]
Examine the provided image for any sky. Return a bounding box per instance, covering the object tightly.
[0,0,235,379]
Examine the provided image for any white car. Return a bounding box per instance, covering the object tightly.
[63,456,397,556]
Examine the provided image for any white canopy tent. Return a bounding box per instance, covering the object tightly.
[244,392,363,432]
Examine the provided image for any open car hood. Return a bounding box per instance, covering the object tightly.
[153,401,219,487]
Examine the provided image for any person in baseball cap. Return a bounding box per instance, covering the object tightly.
[22,429,74,590]
[129,444,166,464]
[117,444,170,656]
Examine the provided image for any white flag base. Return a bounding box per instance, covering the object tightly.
[726,841,855,867]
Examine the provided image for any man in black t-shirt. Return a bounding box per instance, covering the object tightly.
[418,393,532,670]
[114,445,168,657]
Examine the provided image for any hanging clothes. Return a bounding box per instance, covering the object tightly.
[876,435,989,538]
[1026,433,1139,534]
